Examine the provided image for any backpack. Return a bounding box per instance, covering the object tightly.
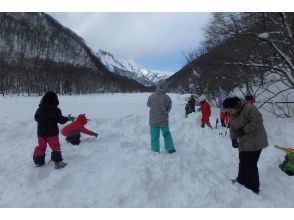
[279,153,294,176]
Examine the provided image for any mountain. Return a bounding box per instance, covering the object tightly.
[96,50,170,87]
[166,35,260,94]
[0,12,149,95]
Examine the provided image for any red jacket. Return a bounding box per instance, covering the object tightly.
[61,114,95,136]
[200,101,211,117]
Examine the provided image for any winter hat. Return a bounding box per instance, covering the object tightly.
[77,114,88,125]
[223,97,240,109]
[40,91,59,106]
[198,95,206,102]
[156,80,168,93]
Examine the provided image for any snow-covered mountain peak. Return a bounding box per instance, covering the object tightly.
[96,49,171,86]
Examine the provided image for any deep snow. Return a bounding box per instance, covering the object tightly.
[0,93,293,207]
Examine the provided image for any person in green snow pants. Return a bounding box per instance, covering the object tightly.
[147,80,176,153]
[150,125,174,152]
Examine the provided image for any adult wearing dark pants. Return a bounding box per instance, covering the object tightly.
[147,80,176,154]
[223,97,268,194]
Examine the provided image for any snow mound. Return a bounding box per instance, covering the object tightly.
[0,94,293,207]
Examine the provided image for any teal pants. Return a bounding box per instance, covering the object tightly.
[150,125,174,153]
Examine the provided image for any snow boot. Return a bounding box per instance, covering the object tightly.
[54,161,67,169]
[252,188,260,195]
[168,148,176,153]
[231,179,238,184]
[33,154,45,167]
[221,120,226,127]
[51,151,63,163]
[200,122,205,128]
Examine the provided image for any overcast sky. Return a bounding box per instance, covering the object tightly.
[49,13,211,73]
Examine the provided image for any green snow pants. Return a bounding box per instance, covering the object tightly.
[150,124,174,153]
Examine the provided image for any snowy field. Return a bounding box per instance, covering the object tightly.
[0,93,293,208]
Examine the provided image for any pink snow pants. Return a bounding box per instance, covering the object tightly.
[33,136,61,156]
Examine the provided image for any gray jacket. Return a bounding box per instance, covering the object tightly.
[230,99,268,152]
[147,81,172,126]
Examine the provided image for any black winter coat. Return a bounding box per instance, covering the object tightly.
[189,97,196,112]
[35,104,69,137]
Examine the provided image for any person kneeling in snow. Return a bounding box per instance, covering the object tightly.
[61,114,98,145]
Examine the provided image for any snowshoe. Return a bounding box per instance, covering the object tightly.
[168,148,176,153]
[54,162,67,169]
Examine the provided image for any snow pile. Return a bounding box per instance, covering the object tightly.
[0,93,293,207]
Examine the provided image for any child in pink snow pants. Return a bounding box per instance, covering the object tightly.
[33,91,73,167]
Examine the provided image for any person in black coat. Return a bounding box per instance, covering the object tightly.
[33,91,73,168]
[189,95,196,112]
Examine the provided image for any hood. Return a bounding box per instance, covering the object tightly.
[77,114,88,125]
[156,80,168,93]
[235,99,247,115]
[198,95,206,102]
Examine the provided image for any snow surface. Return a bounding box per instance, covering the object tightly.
[0,93,293,207]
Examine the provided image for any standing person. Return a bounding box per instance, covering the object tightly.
[147,80,176,153]
[189,95,196,112]
[61,114,98,145]
[223,97,268,194]
[33,91,73,169]
[218,90,230,127]
[198,95,212,129]
[185,101,193,118]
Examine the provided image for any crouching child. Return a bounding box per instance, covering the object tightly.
[61,114,98,145]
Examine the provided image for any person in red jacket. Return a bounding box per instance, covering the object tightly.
[197,95,212,129]
[61,114,98,145]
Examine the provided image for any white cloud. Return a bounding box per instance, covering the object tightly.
[50,12,210,61]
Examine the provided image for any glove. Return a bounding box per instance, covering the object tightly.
[67,114,75,121]
[237,128,246,137]
[93,132,98,138]
[231,139,238,148]
[197,108,201,112]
